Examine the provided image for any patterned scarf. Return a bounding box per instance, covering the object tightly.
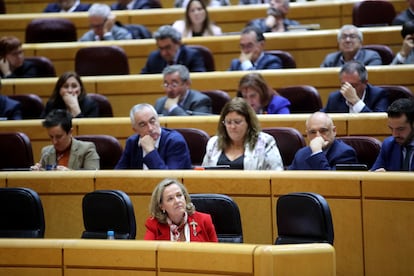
[167,212,188,242]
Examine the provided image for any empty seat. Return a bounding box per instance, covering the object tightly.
[275,192,334,245]
[187,45,215,71]
[174,128,210,166]
[200,90,231,114]
[338,136,382,170]
[75,135,123,169]
[352,0,396,27]
[9,94,45,119]
[87,93,114,117]
[265,50,297,68]
[190,193,243,243]
[262,127,306,168]
[25,18,77,43]
[75,46,130,76]
[81,190,136,239]
[0,132,34,170]
[25,56,57,77]
[362,44,395,65]
[0,187,45,238]
[378,85,414,105]
[277,85,322,113]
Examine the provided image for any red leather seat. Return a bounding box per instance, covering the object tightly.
[265,50,297,68]
[277,85,322,113]
[25,18,77,43]
[201,90,231,114]
[352,0,396,27]
[174,128,210,166]
[0,132,34,170]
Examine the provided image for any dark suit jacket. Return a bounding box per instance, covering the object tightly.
[115,127,192,169]
[154,90,212,116]
[321,84,388,113]
[371,136,414,171]
[43,2,91,12]
[0,95,22,120]
[228,53,282,71]
[288,139,357,170]
[42,95,99,118]
[111,0,160,9]
[320,49,382,67]
[141,45,206,74]
[392,9,414,25]
[247,17,300,32]
[1,60,44,78]
[144,211,218,242]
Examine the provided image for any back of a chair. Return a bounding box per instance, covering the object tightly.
[25,18,77,43]
[277,85,322,113]
[265,50,297,68]
[362,44,394,65]
[9,94,45,119]
[0,187,45,238]
[378,85,414,105]
[75,46,130,76]
[25,56,56,77]
[174,128,210,166]
[352,0,396,27]
[200,90,231,114]
[338,136,382,170]
[276,192,334,245]
[0,0,5,13]
[75,135,123,169]
[87,93,114,117]
[0,132,34,170]
[82,190,136,239]
[190,194,243,243]
[262,127,306,168]
[187,45,215,71]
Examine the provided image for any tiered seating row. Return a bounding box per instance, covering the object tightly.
[0,239,335,276]
[0,170,413,276]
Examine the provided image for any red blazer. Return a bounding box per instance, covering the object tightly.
[144,211,218,242]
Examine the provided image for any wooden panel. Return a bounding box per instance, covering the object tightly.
[0,172,7,187]
[362,172,414,199]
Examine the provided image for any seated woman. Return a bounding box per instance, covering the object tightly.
[202,97,284,170]
[237,72,290,114]
[172,0,222,37]
[30,109,100,171]
[144,178,218,242]
[175,0,230,8]
[42,71,99,118]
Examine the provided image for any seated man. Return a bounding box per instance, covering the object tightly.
[110,0,161,10]
[372,98,414,171]
[79,3,132,41]
[115,103,192,169]
[288,112,357,170]
[228,26,282,71]
[43,0,91,12]
[246,0,299,33]
[30,109,100,171]
[392,0,414,25]
[155,65,212,116]
[141,25,206,74]
[391,20,414,65]
[321,61,388,113]
[321,25,382,67]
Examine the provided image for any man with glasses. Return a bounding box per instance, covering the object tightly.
[288,111,357,170]
[79,3,132,41]
[154,65,212,116]
[141,25,206,74]
[321,61,388,113]
[115,103,192,169]
[321,24,382,67]
[228,26,282,71]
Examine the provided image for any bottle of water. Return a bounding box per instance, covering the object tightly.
[107,230,115,240]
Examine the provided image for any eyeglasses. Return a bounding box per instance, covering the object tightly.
[136,117,158,128]
[307,128,330,135]
[161,82,183,89]
[340,34,359,40]
[222,119,245,126]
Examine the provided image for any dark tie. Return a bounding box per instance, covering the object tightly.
[402,145,413,171]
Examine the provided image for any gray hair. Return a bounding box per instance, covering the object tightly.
[337,24,363,42]
[154,25,182,43]
[88,3,111,18]
[339,60,368,82]
[129,103,158,126]
[162,64,190,82]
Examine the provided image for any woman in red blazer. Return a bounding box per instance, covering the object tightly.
[144,178,218,242]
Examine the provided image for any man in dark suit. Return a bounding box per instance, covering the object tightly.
[141,25,206,74]
[321,25,382,67]
[0,90,22,120]
[228,26,282,71]
[371,98,414,171]
[321,61,388,113]
[392,0,414,25]
[43,0,91,12]
[110,0,161,10]
[154,65,212,116]
[115,103,192,169]
[288,112,357,170]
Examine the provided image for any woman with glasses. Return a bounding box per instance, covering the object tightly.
[201,97,283,170]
